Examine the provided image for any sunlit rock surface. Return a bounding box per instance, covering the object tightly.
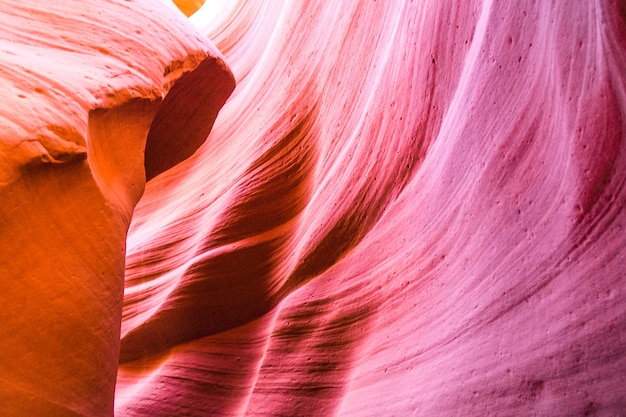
[0,1,233,415]
[172,0,206,17]
[117,0,626,416]
[1,0,625,415]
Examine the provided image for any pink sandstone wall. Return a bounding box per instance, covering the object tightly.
[1,0,625,415]
[118,0,626,415]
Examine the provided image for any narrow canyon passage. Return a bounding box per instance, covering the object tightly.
[0,0,625,416]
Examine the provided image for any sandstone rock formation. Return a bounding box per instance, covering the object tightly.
[2,0,626,416]
[117,0,626,415]
[0,1,233,415]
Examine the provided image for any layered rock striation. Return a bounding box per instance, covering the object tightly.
[0,1,233,415]
[1,0,625,416]
[118,0,626,416]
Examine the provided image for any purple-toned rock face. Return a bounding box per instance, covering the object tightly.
[2,0,626,415]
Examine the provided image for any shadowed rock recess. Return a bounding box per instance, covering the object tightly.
[2,0,626,416]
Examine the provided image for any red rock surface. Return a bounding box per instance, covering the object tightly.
[0,1,233,415]
[3,0,626,415]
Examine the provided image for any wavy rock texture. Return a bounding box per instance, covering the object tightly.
[116,0,626,416]
[0,1,233,415]
[2,0,625,415]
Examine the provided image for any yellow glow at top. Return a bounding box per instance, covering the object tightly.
[172,0,206,17]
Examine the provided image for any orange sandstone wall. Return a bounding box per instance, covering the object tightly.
[0,1,233,415]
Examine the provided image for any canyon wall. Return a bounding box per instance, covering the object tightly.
[0,1,233,415]
[118,0,626,415]
[1,0,625,415]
